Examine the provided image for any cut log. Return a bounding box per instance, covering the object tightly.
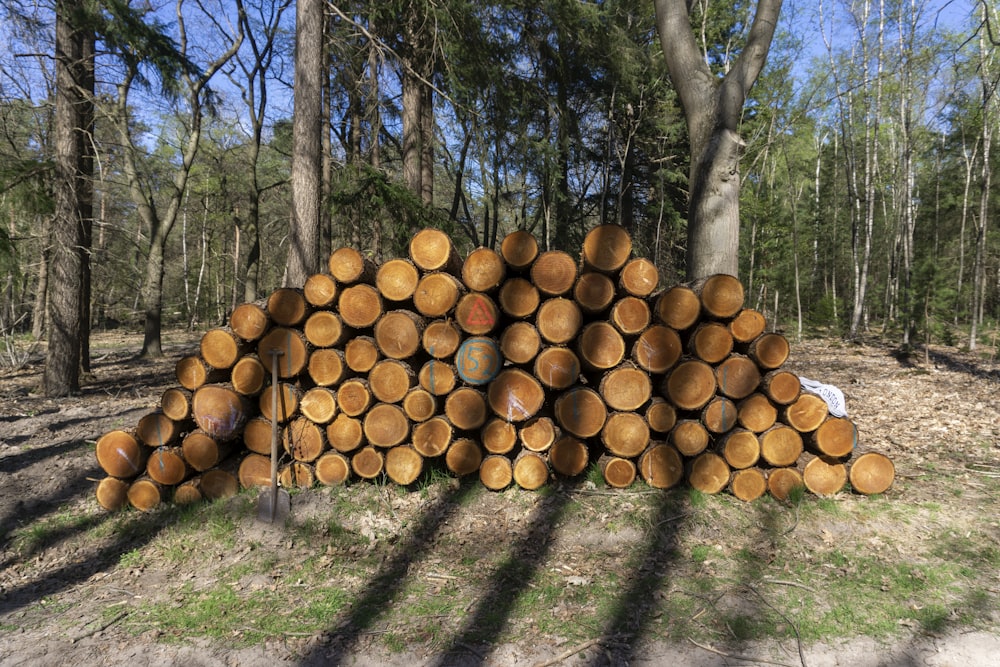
[238,452,272,488]
[95,430,148,479]
[300,386,338,424]
[419,359,457,396]
[760,369,801,405]
[283,417,327,462]
[645,398,678,434]
[267,287,310,327]
[536,297,583,344]
[413,272,463,318]
[455,336,503,385]
[231,355,266,395]
[728,308,766,344]
[748,332,790,370]
[701,395,738,434]
[336,378,372,417]
[303,272,338,308]
[455,292,500,335]
[655,285,701,331]
[577,321,626,371]
[200,328,248,370]
[462,246,507,293]
[548,435,589,477]
[445,386,489,431]
[182,430,235,472]
[553,386,607,438]
[737,393,778,433]
[497,277,540,319]
[242,417,273,455]
[530,250,578,296]
[601,411,650,458]
[500,229,539,271]
[479,454,513,490]
[632,325,682,374]
[402,388,437,423]
[369,359,416,404]
[610,296,651,336]
[146,446,191,485]
[695,274,745,319]
[519,416,558,453]
[376,258,420,302]
[848,452,895,495]
[445,437,483,476]
[688,452,731,494]
[714,354,761,400]
[192,385,250,441]
[729,468,767,502]
[161,387,192,421]
[308,348,347,387]
[811,417,858,458]
[783,393,829,433]
[513,451,550,490]
[688,322,734,364]
[482,417,518,454]
[304,310,349,348]
[344,336,380,373]
[717,428,760,470]
[574,271,616,314]
[363,402,410,447]
[488,368,546,422]
[175,355,226,391]
[351,446,384,479]
[338,283,383,329]
[199,464,241,500]
[329,246,376,284]
[582,224,632,273]
[767,467,805,501]
[619,257,659,297]
[374,309,424,360]
[326,414,365,453]
[638,442,683,489]
[499,321,541,365]
[385,445,424,485]
[409,228,461,274]
[663,359,716,410]
[229,301,270,342]
[669,419,710,457]
[279,461,315,489]
[257,326,309,378]
[258,382,301,423]
[600,454,636,489]
[600,363,652,412]
[533,346,581,390]
[127,476,165,511]
[96,476,131,511]
[169,477,200,504]
[759,424,803,467]
[315,451,351,486]
[422,319,462,359]
[412,416,453,457]
[802,454,847,496]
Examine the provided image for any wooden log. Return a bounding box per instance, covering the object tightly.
[336,378,372,417]
[127,476,166,511]
[530,250,578,297]
[655,285,701,331]
[694,274,744,319]
[315,451,351,486]
[669,419,710,457]
[160,387,192,421]
[445,437,483,476]
[329,246,376,284]
[257,326,310,378]
[373,309,424,360]
[802,454,847,496]
[582,223,632,273]
[175,355,226,391]
[422,319,462,359]
[96,476,131,510]
[200,328,249,370]
[95,430,148,479]
[500,229,539,271]
[168,477,202,508]
[363,403,410,447]
[376,258,420,302]
[737,393,778,433]
[848,452,895,495]
[409,228,462,274]
[519,416,558,453]
[199,463,241,500]
[548,435,589,477]
[687,452,731,494]
[455,336,503,385]
[308,348,347,387]
[599,454,636,489]
[577,321,626,371]
[536,297,583,344]
[482,417,518,455]
[238,452,272,489]
[344,335,380,373]
[444,386,488,431]
[610,296,651,337]
[728,308,767,344]
[326,414,365,453]
[229,301,270,342]
[759,424,803,467]
[455,291,500,335]
[748,332,790,370]
[783,393,829,433]
[300,386,338,424]
[283,417,327,463]
[645,398,678,435]
[304,310,349,348]
[533,346,581,390]
[760,369,801,405]
[369,359,416,404]
[574,271,616,314]
[701,395,738,434]
[258,382,301,423]
[632,325,682,374]
[402,387,437,423]
[553,386,607,438]
[618,257,659,297]
[351,446,384,479]
[413,272,463,318]
[715,354,761,400]
[462,246,507,293]
[242,417,273,455]
[231,355,266,395]
[638,442,684,489]
[385,445,424,485]
[338,283,383,329]
[600,411,650,458]
[811,417,858,458]
[688,322,734,364]
[192,385,250,441]
[768,467,805,501]
[413,416,453,457]
[499,321,541,365]
[419,359,457,396]
[146,446,191,486]
[513,451,550,490]
[303,272,338,308]
[729,468,767,502]
[267,287,310,327]
[497,276,540,319]
[717,428,760,470]
[488,368,546,422]
[663,359,716,410]
[182,430,235,472]
[279,461,315,489]
[599,363,652,412]
[479,454,513,490]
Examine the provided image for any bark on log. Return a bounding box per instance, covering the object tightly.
[146,446,192,485]
[351,446,384,479]
[760,369,801,405]
[610,296,651,337]
[669,419,710,457]
[161,387,192,421]
[688,322,734,364]
[192,385,250,441]
[554,386,607,438]
[574,272,616,314]
[336,378,372,417]
[500,229,539,271]
[519,416,558,453]
[299,386,338,424]
[445,437,483,476]
[497,277,540,319]
[714,354,761,400]
[729,468,767,502]
[362,402,410,447]
[783,393,829,433]
[326,414,365,453]
[283,417,326,462]
[412,416,453,457]
[315,451,351,486]
[694,274,745,319]
[182,430,235,472]
[258,382,301,423]
[303,272,338,308]
[600,454,636,489]
[767,467,805,501]
[601,411,650,458]
[533,346,581,390]
[748,332,790,370]
[374,310,424,360]
[369,359,416,404]
[655,285,701,331]
[175,355,226,391]
[455,336,503,385]
[329,246,376,284]
[737,393,777,433]
[96,430,148,479]
[200,328,249,370]
[409,228,462,274]
[237,452,272,488]
[308,348,347,387]
[638,442,684,489]
[582,224,632,273]
[536,297,583,344]
[338,283,383,329]
[848,452,895,495]
[801,454,847,496]
[663,359,716,410]
[229,301,271,342]
[257,326,310,378]
[96,476,130,510]
[127,476,166,511]
[376,258,420,302]
[267,287,310,327]
[548,435,589,477]
[717,428,760,470]
[499,321,541,365]
[445,386,489,431]
[599,363,651,412]
[530,250,578,297]
[479,454,514,490]
[645,398,678,435]
[632,325,682,374]
[618,257,659,298]
[385,445,424,485]
[402,388,437,423]
[231,355,266,395]
[423,319,462,359]
[812,417,858,458]
[482,417,518,454]
[728,308,766,344]
[577,321,626,371]
[687,452,731,494]
[759,425,804,467]
[701,395,738,434]
[488,368,546,422]
[344,336,380,373]
[513,451,550,490]
[419,359,457,396]
[455,292,500,335]
[462,247,507,293]
[414,272,463,318]
[304,310,349,348]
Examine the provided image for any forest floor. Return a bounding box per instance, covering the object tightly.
[2,330,1000,666]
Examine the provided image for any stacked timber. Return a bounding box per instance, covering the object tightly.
[93,225,894,512]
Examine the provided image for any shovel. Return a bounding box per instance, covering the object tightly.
[257,347,290,523]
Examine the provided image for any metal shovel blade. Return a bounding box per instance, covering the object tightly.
[256,485,290,523]
[256,347,290,524]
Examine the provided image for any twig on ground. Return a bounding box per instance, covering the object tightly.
[687,637,798,667]
[532,637,605,667]
[743,584,809,667]
[69,610,129,643]
[761,578,818,593]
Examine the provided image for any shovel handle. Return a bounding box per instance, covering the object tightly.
[269,348,284,511]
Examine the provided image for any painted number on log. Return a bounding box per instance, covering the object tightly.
[456,337,502,385]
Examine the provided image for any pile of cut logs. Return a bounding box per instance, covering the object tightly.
[94,225,895,511]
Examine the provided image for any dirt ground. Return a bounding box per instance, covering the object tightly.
[2,331,1000,666]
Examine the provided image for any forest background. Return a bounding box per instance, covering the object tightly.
[0,0,990,378]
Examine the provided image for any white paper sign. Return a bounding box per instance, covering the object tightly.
[798,376,848,417]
